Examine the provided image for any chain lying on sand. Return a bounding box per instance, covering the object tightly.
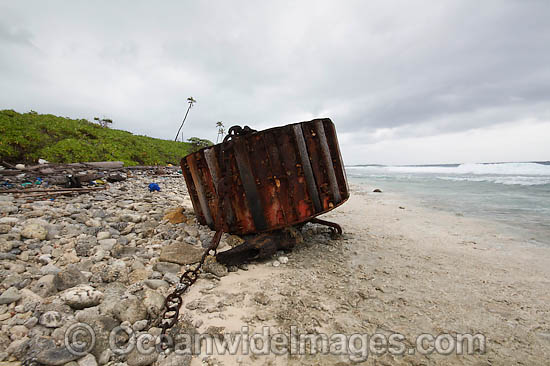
[156,126,257,343]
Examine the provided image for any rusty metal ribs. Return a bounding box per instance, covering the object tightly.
[180,118,349,235]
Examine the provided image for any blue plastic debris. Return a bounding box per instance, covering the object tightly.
[148,183,161,192]
[35,177,43,185]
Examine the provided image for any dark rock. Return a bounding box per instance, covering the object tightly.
[203,260,228,277]
[0,253,17,260]
[373,188,382,193]
[35,346,83,365]
[75,237,97,257]
[54,266,87,291]
[21,336,55,363]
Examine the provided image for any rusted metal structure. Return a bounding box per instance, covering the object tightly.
[159,118,348,340]
[180,118,349,235]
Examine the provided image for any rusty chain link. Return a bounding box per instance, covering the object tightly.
[158,126,256,346]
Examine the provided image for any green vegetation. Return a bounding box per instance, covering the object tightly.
[187,137,214,153]
[0,110,213,166]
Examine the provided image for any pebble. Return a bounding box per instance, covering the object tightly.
[36,346,82,365]
[38,254,53,264]
[77,353,98,366]
[96,231,111,240]
[133,319,148,331]
[24,316,39,328]
[0,287,22,304]
[0,175,244,364]
[31,274,57,297]
[21,222,48,240]
[112,296,147,323]
[39,311,63,328]
[144,279,169,290]
[153,262,180,274]
[278,256,289,264]
[61,285,104,309]
[98,238,117,251]
[40,263,61,275]
[54,266,87,291]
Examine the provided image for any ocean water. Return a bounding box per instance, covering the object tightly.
[346,162,550,245]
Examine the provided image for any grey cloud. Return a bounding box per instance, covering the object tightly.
[1,0,549,164]
[0,23,34,47]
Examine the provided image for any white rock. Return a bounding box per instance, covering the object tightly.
[278,256,289,264]
[61,285,104,309]
[0,217,19,225]
[272,260,281,267]
[98,238,117,251]
[132,319,148,331]
[38,254,52,264]
[15,164,25,170]
[78,353,98,366]
[96,231,111,240]
[39,310,63,328]
[85,219,101,227]
[21,223,48,240]
[121,214,141,223]
[98,349,112,365]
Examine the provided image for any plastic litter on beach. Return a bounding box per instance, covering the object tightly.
[148,183,161,192]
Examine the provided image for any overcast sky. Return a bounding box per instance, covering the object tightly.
[1,1,549,165]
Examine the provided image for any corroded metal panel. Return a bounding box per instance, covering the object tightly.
[181,118,349,235]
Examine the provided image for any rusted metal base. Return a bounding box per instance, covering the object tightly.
[216,230,299,266]
[309,217,343,237]
[215,219,343,265]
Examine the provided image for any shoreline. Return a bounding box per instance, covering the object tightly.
[349,178,550,248]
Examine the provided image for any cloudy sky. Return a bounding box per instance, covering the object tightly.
[1,1,549,165]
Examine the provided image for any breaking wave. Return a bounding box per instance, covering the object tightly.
[346,162,550,186]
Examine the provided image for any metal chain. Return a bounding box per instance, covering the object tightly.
[158,125,256,345]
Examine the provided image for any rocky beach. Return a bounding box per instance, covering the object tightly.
[1,174,549,365]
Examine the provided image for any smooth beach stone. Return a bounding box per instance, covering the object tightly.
[39,311,63,328]
[0,286,22,304]
[61,285,104,309]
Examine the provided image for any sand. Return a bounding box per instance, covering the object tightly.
[180,184,550,365]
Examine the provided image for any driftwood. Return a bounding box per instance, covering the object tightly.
[0,186,107,195]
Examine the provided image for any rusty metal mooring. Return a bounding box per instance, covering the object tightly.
[180,118,349,235]
[159,118,349,341]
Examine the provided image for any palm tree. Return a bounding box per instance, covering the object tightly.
[174,97,197,142]
[216,121,225,143]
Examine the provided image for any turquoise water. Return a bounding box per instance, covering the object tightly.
[346,162,550,245]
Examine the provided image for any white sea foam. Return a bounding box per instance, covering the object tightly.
[347,162,550,176]
[436,175,550,186]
